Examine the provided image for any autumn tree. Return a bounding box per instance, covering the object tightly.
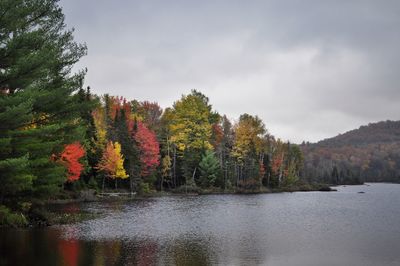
[232,114,266,189]
[270,139,286,187]
[167,90,219,187]
[92,106,108,152]
[97,141,128,190]
[131,100,163,132]
[210,115,235,188]
[134,121,160,178]
[59,142,86,182]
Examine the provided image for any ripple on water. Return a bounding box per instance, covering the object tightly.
[2,183,400,266]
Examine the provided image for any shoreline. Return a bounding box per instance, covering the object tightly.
[49,183,338,203]
[2,183,340,228]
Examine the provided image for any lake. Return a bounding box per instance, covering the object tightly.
[1,183,400,266]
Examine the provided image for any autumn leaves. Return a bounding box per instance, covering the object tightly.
[97,142,128,180]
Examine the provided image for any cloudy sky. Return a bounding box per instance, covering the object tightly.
[60,0,400,143]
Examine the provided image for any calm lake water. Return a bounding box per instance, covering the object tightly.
[1,183,400,266]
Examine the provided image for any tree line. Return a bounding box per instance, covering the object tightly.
[0,0,305,205]
[301,120,400,184]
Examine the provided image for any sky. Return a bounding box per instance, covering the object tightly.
[60,0,400,143]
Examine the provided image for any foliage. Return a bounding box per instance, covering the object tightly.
[114,142,129,179]
[134,121,160,177]
[198,151,220,188]
[132,100,163,132]
[59,142,86,182]
[97,141,128,179]
[0,205,28,227]
[0,0,88,198]
[168,90,216,152]
[166,90,218,185]
[161,155,172,179]
[92,106,108,151]
[0,155,34,197]
[232,114,266,164]
[301,120,400,184]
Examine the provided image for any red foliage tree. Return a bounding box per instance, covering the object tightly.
[60,142,86,182]
[134,121,160,177]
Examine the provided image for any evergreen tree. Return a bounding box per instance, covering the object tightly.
[77,86,99,183]
[199,151,220,188]
[0,0,87,198]
[115,108,141,193]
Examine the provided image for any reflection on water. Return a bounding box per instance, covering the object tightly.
[1,183,400,266]
[0,228,213,266]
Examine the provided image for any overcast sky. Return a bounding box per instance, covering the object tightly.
[60,0,400,143]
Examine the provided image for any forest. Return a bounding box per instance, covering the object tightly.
[301,120,400,184]
[1,0,399,226]
[0,0,306,223]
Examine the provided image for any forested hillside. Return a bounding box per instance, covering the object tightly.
[301,121,400,184]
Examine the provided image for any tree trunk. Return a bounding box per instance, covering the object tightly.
[191,167,197,185]
[173,146,176,188]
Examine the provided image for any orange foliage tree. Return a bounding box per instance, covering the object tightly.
[60,142,86,182]
[96,141,128,189]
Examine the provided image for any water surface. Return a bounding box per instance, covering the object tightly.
[1,183,400,265]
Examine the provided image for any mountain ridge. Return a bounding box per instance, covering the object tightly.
[313,120,400,147]
[301,120,400,184]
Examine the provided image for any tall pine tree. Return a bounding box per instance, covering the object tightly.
[0,0,88,199]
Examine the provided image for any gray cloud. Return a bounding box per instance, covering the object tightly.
[60,0,400,143]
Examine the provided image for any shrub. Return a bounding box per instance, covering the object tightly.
[0,205,28,227]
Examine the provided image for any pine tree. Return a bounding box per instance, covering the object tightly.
[76,87,99,183]
[0,0,88,198]
[199,150,220,188]
[115,108,140,193]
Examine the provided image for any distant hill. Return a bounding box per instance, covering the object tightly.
[300,120,400,184]
[314,120,400,147]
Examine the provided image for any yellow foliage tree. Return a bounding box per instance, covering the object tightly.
[169,91,215,152]
[97,141,128,190]
[166,90,219,184]
[114,142,128,179]
[232,114,266,165]
[92,107,107,151]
